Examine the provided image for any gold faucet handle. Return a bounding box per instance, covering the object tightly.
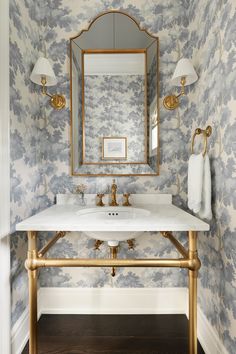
[97,193,105,206]
[123,193,131,206]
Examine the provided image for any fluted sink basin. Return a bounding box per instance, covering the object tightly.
[76,207,150,245]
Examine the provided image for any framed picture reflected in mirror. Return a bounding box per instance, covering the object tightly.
[102,137,127,160]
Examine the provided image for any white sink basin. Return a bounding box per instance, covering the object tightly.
[76,207,150,245]
[76,207,150,220]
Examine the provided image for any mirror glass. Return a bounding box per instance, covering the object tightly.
[70,11,159,176]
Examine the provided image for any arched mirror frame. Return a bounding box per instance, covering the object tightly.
[70,10,160,176]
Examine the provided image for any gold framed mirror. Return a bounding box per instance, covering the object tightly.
[70,10,159,176]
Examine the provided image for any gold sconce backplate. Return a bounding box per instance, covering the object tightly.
[50,94,66,110]
[163,94,179,110]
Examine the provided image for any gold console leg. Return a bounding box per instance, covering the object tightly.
[188,231,199,354]
[27,231,38,354]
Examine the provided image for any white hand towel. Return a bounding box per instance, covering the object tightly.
[188,153,204,213]
[198,154,212,220]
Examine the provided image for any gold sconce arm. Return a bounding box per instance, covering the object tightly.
[163,76,186,110]
[40,77,66,110]
[180,76,186,96]
[41,77,53,98]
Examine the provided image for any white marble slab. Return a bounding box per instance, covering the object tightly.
[16,194,209,232]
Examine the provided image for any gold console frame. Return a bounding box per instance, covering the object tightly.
[26,230,200,354]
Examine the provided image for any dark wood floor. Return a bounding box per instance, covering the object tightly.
[22,314,205,354]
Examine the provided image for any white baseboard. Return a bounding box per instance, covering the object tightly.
[39,287,188,314]
[11,287,228,354]
[197,308,228,354]
[11,305,42,354]
[11,309,29,354]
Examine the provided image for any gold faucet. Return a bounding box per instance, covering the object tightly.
[109,179,119,206]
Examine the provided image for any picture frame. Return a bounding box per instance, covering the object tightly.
[102,137,127,160]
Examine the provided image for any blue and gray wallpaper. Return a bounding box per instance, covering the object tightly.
[185,1,236,351]
[9,0,236,352]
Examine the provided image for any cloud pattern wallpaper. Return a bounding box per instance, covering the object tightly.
[9,0,236,352]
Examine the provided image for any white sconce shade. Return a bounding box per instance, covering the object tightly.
[163,58,198,110]
[30,57,66,110]
[171,58,198,86]
[30,57,57,86]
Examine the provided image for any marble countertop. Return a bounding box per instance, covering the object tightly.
[16,194,209,232]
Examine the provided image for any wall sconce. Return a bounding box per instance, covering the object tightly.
[163,58,198,110]
[30,57,66,110]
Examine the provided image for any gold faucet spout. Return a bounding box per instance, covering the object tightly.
[109,179,119,206]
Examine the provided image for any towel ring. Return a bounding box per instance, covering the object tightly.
[191,125,212,157]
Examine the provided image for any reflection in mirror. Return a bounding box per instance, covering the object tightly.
[83,51,146,164]
[70,11,159,176]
